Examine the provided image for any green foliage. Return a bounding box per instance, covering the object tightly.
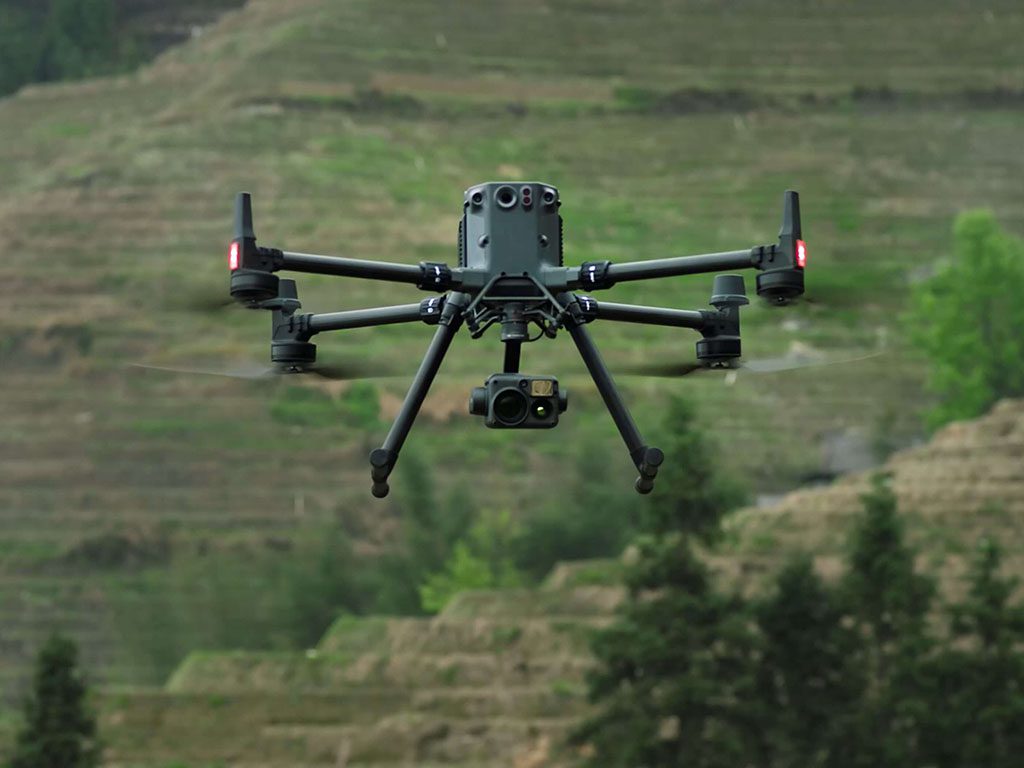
[0,7,40,96]
[918,539,1024,768]
[842,474,935,655]
[580,464,1024,768]
[8,635,100,768]
[512,436,635,580]
[641,395,748,540]
[0,0,138,97]
[278,518,367,647]
[338,381,381,431]
[36,0,118,82]
[576,535,758,768]
[109,518,371,680]
[419,510,523,613]
[575,401,757,767]
[268,386,341,427]
[797,474,937,766]
[267,382,380,432]
[752,556,865,767]
[907,210,1024,428]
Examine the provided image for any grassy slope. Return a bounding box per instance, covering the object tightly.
[1,0,1023,704]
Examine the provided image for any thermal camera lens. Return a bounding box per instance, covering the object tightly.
[531,398,553,420]
[493,389,528,425]
[495,185,518,209]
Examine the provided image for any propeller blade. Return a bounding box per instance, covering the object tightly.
[130,362,278,380]
[621,352,883,378]
[761,294,821,308]
[297,361,399,381]
[738,351,883,373]
[130,358,401,382]
[176,290,242,313]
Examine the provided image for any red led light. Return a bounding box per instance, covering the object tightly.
[795,239,807,269]
[229,241,240,271]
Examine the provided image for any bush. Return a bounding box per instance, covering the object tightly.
[512,436,635,580]
[419,510,522,613]
[907,210,1024,428]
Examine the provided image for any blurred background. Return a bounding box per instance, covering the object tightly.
[1,1,1023,766]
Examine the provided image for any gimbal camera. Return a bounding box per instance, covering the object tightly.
[228,182,806,497]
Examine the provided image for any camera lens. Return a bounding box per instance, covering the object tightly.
[531,398,553,421]
[493,388,528,425]
[495,185,518,209]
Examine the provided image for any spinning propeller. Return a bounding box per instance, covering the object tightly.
[131,358,396,382]
[621,352,883,378]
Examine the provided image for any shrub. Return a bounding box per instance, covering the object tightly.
[907,210,1024,428]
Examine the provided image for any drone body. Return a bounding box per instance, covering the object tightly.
[228,182,806,497]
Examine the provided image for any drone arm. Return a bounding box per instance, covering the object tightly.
[279,251,456,291]
[570,191,806,300]
[369,292,470,499]
[307,298,445,334]
[560,295,664,494]
[570,249,755,290]
[573,296,707,330]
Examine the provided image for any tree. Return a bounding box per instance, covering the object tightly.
[35,0,118,83]
[575,536,758,768]
[419,510,522,613]
[512,434,635,580]
[836,474,936,767]
[640,395,747,540]
[0,6,42,96]
[907,210,1024,428]
[918,538,1024,768]
[8,634,101,768]
[752,555,865,768]
[574,395,757,767]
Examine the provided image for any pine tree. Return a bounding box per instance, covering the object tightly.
[576,535,758,767]
[641,395,746,540]
[574,395,756,767]
[753,555,866,768]
[836,474,936,767]
[8,634,101,768]
[918,538,1024,768]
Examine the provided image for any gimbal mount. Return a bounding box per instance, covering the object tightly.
[228,182,806,497]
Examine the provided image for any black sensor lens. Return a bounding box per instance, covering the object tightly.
[495,185,518,209]
[493,389,528,425]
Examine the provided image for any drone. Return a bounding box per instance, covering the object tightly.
[227,182,806,498]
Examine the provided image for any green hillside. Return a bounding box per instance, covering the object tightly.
[2,0,1024,723]
[96,400,1024,767]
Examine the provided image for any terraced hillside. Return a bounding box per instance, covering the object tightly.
[95,400,1024,767]
[725,398,1024,596]
[2,0,1024,720]
[100,568,619,768]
